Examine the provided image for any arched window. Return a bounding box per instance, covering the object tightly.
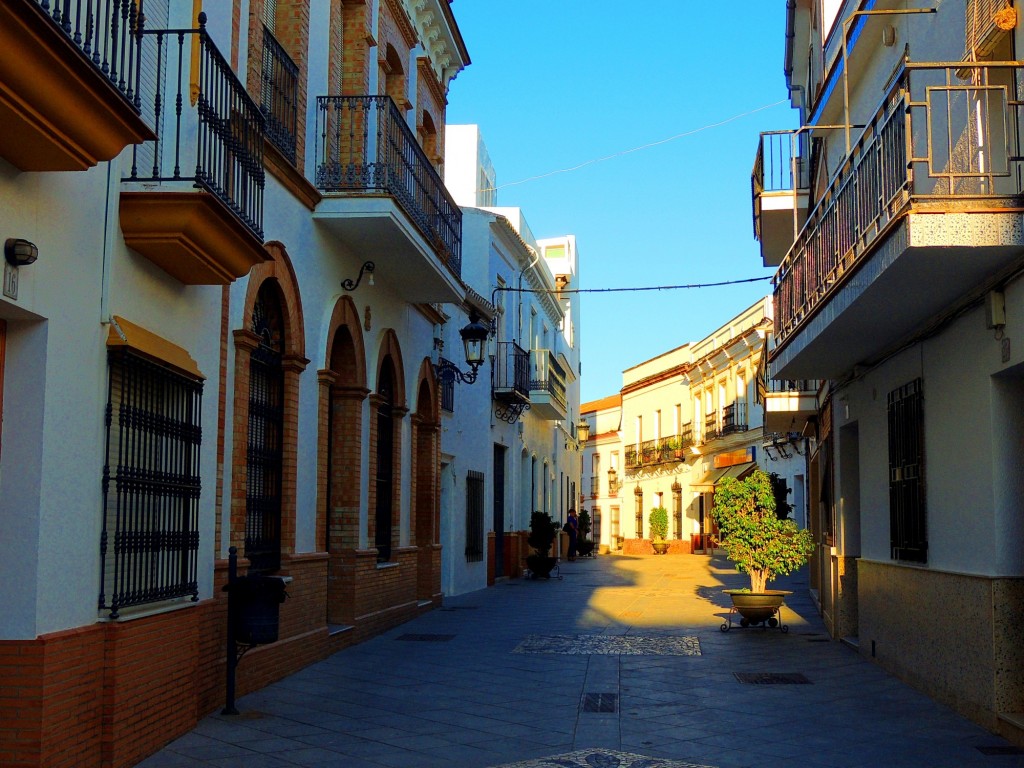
[375,359,396,562]
[246,283,285,572]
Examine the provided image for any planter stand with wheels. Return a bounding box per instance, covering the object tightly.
[720,590,790,633]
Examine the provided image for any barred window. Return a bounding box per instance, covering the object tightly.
[247,286,285,573]
[465,470,484,562]
[439,356,455,412]
[889,378,926,562]
[100,350,202,618]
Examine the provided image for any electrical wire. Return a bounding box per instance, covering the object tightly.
[495,276,772,295]
[487,100,789,192]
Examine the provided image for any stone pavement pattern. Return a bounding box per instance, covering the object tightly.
[140,554,1024,768]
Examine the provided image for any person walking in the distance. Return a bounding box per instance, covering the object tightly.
[565,509,579,561]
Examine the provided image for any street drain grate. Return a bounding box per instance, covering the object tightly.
[977,746,1024,755]
[735,672,811,685]
[396,633,454,642]
[582,693,618,713]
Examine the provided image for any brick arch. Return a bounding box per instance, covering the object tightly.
[246,241,306,359]
[318,295,371,622]
[412,359,441,602]
[230,241,309,569]
[324,295,366,388]
[374,329,407,410]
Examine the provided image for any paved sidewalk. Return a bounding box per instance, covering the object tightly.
[141,553,1024,768]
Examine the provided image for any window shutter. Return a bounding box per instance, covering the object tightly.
[965,0,1016,60]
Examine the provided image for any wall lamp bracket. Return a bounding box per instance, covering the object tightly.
[341,261,374,291]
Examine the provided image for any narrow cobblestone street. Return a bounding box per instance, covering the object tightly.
[140,553,1024,768]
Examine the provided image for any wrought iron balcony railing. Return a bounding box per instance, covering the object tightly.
[529,348,567,412]
[34,0,145,113]
[704,413,720,442]
[624,446,639,469]
[126,15,265,239]
[773,61,1024,346]
[752,130,810,239]
[492,341,530,401]
[590,477,600,497]
[722,401,748,435]
[315,94,462,276]
[260,26,299,164]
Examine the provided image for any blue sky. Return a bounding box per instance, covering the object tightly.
[445,2,797,404]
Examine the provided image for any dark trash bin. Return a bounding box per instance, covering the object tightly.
[224,575,287,645]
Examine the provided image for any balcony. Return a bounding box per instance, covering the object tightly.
[1,0,155,171]
[623,427,694,470]
[589,477,600,498]
[752,130,809,267]
[771,61,1024,380]
[313,95,463,303]
[120,15,267,285]
[493,341,530,404]
[760,378,820,434]
[721,401,748,436]
[529,349,567,420]
[260,26,299,165]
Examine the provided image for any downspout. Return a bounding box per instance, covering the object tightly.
[518,245,540,345]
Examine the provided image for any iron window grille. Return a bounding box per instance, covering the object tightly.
[246,290,285,573]
[375,363,396,562]
[100,350,202,619]
[888,378,926,562]
[465,470,485,562]
[439,356,455,412]
[260,25,299,164]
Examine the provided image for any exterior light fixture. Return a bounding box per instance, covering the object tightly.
[340,260,374,291]
[577,418,590,443]
[4,238,38,267]
[434,311,489,385]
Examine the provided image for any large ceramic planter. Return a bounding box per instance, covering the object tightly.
[526,554,558,579]
[721,589,791,631]
[651,540,670,555]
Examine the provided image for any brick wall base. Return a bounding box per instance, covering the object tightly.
[1,545,442,767]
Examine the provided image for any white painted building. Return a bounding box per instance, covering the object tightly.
[752,0,1024,744]
[441,125,583,595]
[0,0,471,764]
[581,298,809,556]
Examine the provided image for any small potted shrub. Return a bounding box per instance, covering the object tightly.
[711,469,814,624]
[648,506,670,554]
[525,511,558,578]
[577,509,595,557]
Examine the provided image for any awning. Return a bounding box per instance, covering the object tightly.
[690,461,757,491]
[106,315,204,380]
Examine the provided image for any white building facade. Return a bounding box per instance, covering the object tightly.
[582,299,809,556]
[752,0,1024,743]
[441,126,583,595]
[0,1,472,764]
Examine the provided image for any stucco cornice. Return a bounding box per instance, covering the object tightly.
[407,0,469,90]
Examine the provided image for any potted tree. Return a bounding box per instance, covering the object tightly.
[648,506,670,554]
[577,509,595,557]
[525,511,559,578]
[711,469,813,625]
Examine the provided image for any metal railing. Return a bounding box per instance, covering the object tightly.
[722,401,748,435]
[624,446,639,469]
[590,477,600,497]
[704,412,720,441]
[622,426,696,469]
[34,0,144,113]
[315,95,462,276]
[774,61,1024,345]
[439,356,455,412]
[529,349,567,411]
[126,14,265,239]
[752,130,810,239]
[260,25,298,164]
[763,377,821,393]
[492,341,530,399]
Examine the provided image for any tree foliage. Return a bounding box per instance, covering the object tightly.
[710,470,813,592]
[648,506,669,541]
